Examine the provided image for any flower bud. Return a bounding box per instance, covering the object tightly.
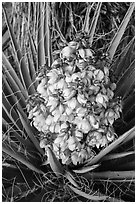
[78,48,86,58]
[85,49,93,58]
[61,46,76,58]
[40,139,47,149]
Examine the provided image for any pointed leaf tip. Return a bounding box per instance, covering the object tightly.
[68,185,108,201]
[73,164,100,174]
[46,146,64,177]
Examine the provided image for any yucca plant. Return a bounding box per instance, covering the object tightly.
[2,2,135,202]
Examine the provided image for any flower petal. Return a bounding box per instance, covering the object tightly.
[77,94,87,104]
[96,93,104,104]
[76,107,87,117]
[71,152,78,165]
[81,119,91,133]
[75,130,83,141]
[67,98,77,110]
[49,124,55,133]
[54,124,61,133]
[45,115,53,126]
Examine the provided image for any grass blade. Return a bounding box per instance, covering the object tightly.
[123,93,135,115]
[112,37,134,76]
[17,109,44,155]
[2,93,23,131]
[37,3,46,68]
[115,61,135,99]
[2,5,25,86]
[44,2,53,67]
[20,13,26,54]
[2,52,28,100]
[27,53,38,89]
[54,15,67,44]
[2,23,10,51]
[3,144,43,174]
[3,64,26,109]
[107,2,135,61]
[89,2,102,45]
[3,5,35,95]
[85,127,135,166]
[2,121,33,149]
[2,75,26,109]
[27,2,31,31]
[82,3,94,33]
[116,59,135,85]
[94,179,134,183]
[32,3,38,44]
[65,171,79,188]
[28,32,38,72]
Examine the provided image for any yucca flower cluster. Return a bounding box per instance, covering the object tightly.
[27,33,122,166]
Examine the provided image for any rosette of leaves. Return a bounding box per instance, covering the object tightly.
[2,2,135,202]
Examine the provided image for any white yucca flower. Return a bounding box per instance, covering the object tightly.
[94,69,105,81]
[56,78,67,90]
[27,36,122,166]
[47,83,57,95]
[67,136,78,151]
[75,129,83,141]
[61,46,76,59]
[52,105,64,122]
[76,107,87,118]
[47,69,59,84]
[66,97,78,110]
[46,96,59,112]
[88,115,99,129]
[76,59,87,69]
[74,117,91,134]
[71,152,79,165]
[33,114,47,132]
[63,64,75,73]
[63,88,76,101]
[77,93,87,104]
